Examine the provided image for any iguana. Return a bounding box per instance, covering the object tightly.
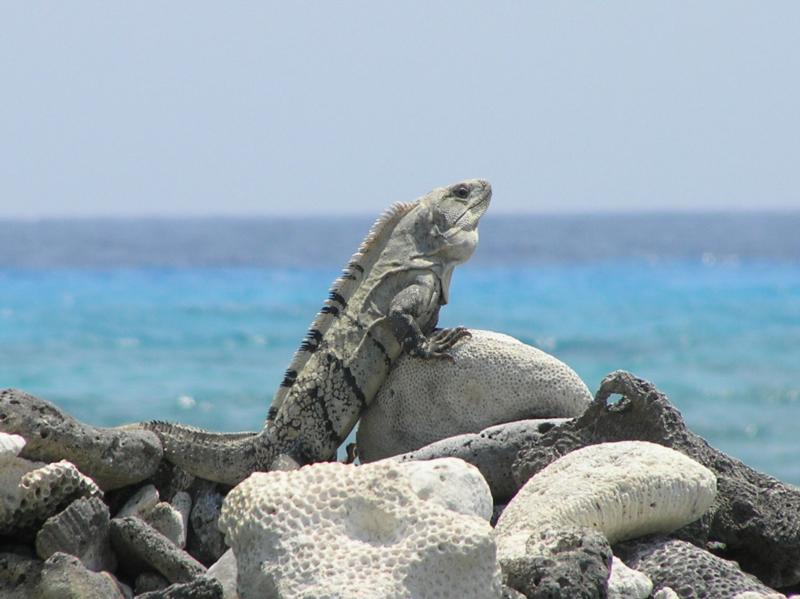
[143,179,492,485]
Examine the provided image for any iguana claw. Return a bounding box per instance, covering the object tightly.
[411,327,471,362]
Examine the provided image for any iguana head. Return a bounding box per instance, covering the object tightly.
[417,178,492,264]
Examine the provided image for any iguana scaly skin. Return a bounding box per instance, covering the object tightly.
[143,179,492,485]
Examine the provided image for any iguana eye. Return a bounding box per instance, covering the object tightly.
[454,185,470,199]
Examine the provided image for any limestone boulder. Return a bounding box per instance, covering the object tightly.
[219,459,502,599]
[510,370,800,588]
[357,330,591,461]
[0,388,162,490]
[495,441,716,563]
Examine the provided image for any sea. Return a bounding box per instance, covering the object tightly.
[1,213,798,484]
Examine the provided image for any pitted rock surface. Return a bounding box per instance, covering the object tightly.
[135,575,224,599]
[617,538,781,599]
[496,441,716,563]
[0,388,162,490]
[35,496,115,572]
[188,481,227,565]
[357,330,591,461]
[38,551,126,599]
[110,516,206,584]
[219,460,502,599]
[0,443,102,535]
[501,526,612,599]
[0,551,43,598]
[510,370,800,588]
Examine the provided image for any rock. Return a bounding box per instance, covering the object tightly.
[188,481,227,565]
[136,575,224,599]
[110,516,206,584]
[391,418,570,502]
[608,555,652,599]
[219,460,502,599]
[37,551,126,598]
[0,432,102,535]
[397,457,493,521]
[116,483,160,519]
[207,549,239,599]
[510,370,800,588]
[501,526,612,599]
[0,551,43,598]
[357,330,591,461]
[501,585,527,599]
[0,388,163,490]
[653,589,681,599]
[495,440,716,563]
[617,538,782,599]
[135,571,169,594]
[146,501,187,548]
[35,495,116,572]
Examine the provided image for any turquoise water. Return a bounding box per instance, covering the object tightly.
[1,215,798,483]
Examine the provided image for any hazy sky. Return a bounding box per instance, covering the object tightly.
[1,2,799,217]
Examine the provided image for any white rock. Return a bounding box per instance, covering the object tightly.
[208,549,240,599]
[219,460,502,599]
[0,432,26,459]
[116,484,159,519]
[653,588,681,599]
[733,593,787,599]
[608,556,653,599]
[144,501,186,548]
[397,457,493,521]
[494,441,717,562]
[357,329,592,461]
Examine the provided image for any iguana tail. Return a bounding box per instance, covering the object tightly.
[135,422,269,486]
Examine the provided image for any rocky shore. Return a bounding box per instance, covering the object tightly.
[1,331,799,598]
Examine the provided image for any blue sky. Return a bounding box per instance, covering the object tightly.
[1,2,798,217]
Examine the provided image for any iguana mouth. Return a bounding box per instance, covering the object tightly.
[451,193,491,231]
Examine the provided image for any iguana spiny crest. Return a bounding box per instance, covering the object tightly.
[145,179,492,484]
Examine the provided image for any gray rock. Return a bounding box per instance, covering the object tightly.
[135,575,224,599]
[392,419,570,502]
[502,526,612,599]
[110,516,206,584]
[35,496,116,572]
[510,370,800,588]
[135,571,169,594]
[617,538,780,599]
[188,481,227,565]
[207,549,238,599]
[501,585,527,599]
[0,551,43,598]
[146,502,187,548]
[38,551,126,598]
[0,388,163,491]
[117,484,160,519]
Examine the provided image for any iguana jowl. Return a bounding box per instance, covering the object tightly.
[145,179,492,485]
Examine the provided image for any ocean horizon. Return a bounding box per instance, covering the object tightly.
[1,212,798,483]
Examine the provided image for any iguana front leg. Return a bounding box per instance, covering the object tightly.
[388,278,470,361]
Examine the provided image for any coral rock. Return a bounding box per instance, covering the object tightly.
[495,441,716,563]
[617,538,782,599]
[0,388,162,490]
[510,370,800,588]
[110,516,206,584]
[608,555,652,599]
[219,460,502,599]
[357,330,591,461]
[188,481,228,565]
[0,432,102,535]
[38,551,126,599]
[35,496,115,572]
[501,526,612,599]
[0,551,43,598]
[391,418,570,502]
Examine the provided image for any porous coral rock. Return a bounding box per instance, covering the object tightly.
[0,431,102,535]
[219,459,502,599]
[357,330,591,461]
[510,370,800,588]
[35,496,115,572]
[608,555,652,599]
[0,388,162,490]
[495,441,716,563]
[38,551,126,599]
[188,481,227,565]
[396,457,493,521]
[617,538,782,599]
